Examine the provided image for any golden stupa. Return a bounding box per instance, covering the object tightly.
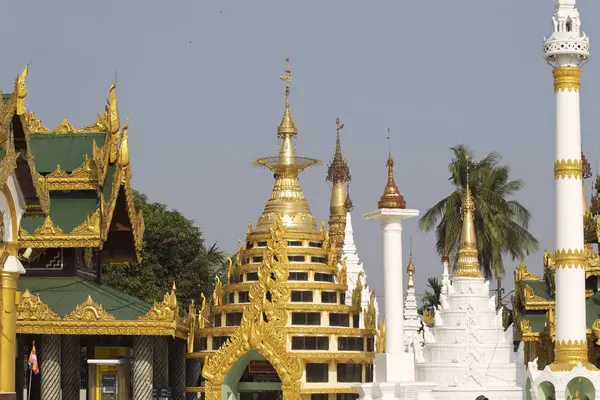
[186,59,378,400]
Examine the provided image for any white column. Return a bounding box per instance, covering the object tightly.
[381,218,404,353]
[554,73,586,345]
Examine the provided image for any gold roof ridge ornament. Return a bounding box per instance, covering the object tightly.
[64,295,116,321]
[454,156,483,279]
[107,74,121,164]
[378,129,406,209]
[15,64,29,116]
[252,58,321,232]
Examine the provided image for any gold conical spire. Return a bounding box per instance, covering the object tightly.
[253,58,321,232]
[454,158,483,278]
[407,237,415,289]
[278,58,297,136]
[327,118,351,253]
[344,183,353,212]
[378,130,406,209]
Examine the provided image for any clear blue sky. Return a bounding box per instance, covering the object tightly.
[5,1,600,315]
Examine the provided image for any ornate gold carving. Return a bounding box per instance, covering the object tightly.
[246,220,253,235]
[550,339,597,371]
[24,149,51,215]
[29,216,64,235]
[43,156,96,191]
[514,262,540,282]
[16,290,60,321]
[592,317,600,345]
[521,284,553,310]
[376,320,385,353]
[24,111,51,133]
[0,143,18,190]
[554,248,586,269]
[351,271,363,309]
[378,149,406,209]
[300,389,359,395]
[201,217,302,400]
[77,112,107,133]
[16,65,28,115]
[337,259,347,287]
[106,80,120,164]
[553,67,581,93]
[17,320,188,339]
[186,300,196,353]
[64,296,116,321]
[226,257,234,285]
[364,290,377,331]
[198,293,210,329]
[54,118,77,134]
[139,283,179,322]
[118,119,130,168]
[71,209,101,236]
[554,159,583,179]
[520,319,533,335]
[213,277,223,307]
[19,210,102,248]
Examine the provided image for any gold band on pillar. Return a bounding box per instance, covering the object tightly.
[0,271,19,392]
[550,339,596,371]
[553,67,581,93]
[554,248,586,269]
[554,159,583,180]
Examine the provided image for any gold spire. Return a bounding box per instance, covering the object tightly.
[454,158,483,278]
[278,57,297,136]
[326,118,351,184]
[407,237,415,289]
[378,130,406,209]
[327,118,351,252]
[253,58,321,232]
[344,183,353,212]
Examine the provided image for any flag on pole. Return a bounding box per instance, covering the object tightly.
[28,342,39,375]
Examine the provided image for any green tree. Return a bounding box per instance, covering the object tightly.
[418,144,538,280]
[102,191,225,309]
[420,277,442,313]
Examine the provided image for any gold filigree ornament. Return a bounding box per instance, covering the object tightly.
[43,156,96,191]
[554,159,583,180]
[376,319,385,353]
[15,65,28,116]
[553,67,581,93]
[592,317,600,345]
[521,284,553,310]
[19,210,102,248]
[514,262,540,282]
[16,290,60,321]
[53,118,77,134]
[554,248,587,269]
[364,290,377,331]
[550,339,597,371]
[200,217,302,400]
[351,271,363,309]
[138,282,179,322]
[64,295,116,321]
[24,111,51,134]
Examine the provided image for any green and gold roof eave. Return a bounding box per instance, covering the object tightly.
[15,277,189,338]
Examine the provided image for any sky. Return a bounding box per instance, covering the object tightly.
[4,0,600,316]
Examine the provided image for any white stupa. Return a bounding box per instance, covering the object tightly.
[414,174,523,400]
[403,252,422,349]
[342,211,380,328]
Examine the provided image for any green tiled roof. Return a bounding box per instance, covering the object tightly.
[18,276,150,320]
[21,191,99,233]
[29,133,106,173]
[522,312,547,333]
[102,165,117,200]
[586,291,600,328]
[522,280,553,300]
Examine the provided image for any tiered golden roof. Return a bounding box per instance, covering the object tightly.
[454,162,483,279]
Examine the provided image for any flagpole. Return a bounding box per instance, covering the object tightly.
[27,367,32,400]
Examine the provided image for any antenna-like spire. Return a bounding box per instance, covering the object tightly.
[378,129,406,209]
[407,236,415,289]
[454,155,483,278]
[278,57,297,136]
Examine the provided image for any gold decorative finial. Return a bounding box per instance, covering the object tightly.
[326,117,351,183]
[278,57,297,136]
[454,155,483,278]
[378,129,406,209]
[407,236,415,288]
[344,183,353,212]
[16,64,29,115]
[118,119,130,168]
[107,77,121,164]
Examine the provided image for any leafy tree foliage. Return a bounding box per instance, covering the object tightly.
[418,144,538,279]
[418,277,442,315]
[102,191,225,309]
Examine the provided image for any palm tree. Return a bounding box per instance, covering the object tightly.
[421,277,442,311]
[418,144,538,280]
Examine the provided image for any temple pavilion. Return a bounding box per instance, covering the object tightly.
[185,59,380,400]
[512,151,600,370]
[1,66,196,400]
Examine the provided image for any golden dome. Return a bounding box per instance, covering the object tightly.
[378,153,406,209]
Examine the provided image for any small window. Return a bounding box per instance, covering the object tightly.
[291,336,329,351]
[311,395,328,400]
[228,293,234,304]
[288,240,303,247]
[257,241,267,247]
[238,291,250,303]
[311,256,328,264]
[365,364,374,383]
[289,255,305,262]
[337,394,360,400]
[213,315,222,327]
[338,337,364,351]
[212,336,229,350]
[308,242,323,248]
[246,272,258,281]
[252,256,263,263]
[321,292,337,303]
[292,312,321,326]
[198,337,208,351]
[315,273,334,282]
[306,363,329,383]
[353,314,360,328]
[291,291,313,302]
[340,293,346,304]
[566,20,572,32]
[366,337,375,352]
[246,241,253,249]
[289,272,309,281]
[226,312,243,326]
[329,313,350,327]
[336,364,362,383]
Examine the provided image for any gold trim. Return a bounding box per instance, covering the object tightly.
[554,248,586,269]
[554,159,583,180]
[53,118,77,134]
[19,210,102,248]
[514,262,540,282]
[43,156,97,191]
[198,326,376,337]
[300,389,358,395]
[16,320,188,339]
[64,296,115,321]
[521,284,553,310]
[550,339,597,371]
[23,111,51,134]
[225,282,347,292]
[138,284,179,322]
[553,67,581,93]
[16,290,60,321]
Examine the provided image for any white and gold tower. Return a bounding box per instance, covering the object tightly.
[527,1,600,399]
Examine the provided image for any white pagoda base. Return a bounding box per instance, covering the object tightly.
[526,362,600,399]
[414,277,523,400]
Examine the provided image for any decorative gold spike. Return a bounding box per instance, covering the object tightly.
[54,118,77,134]
[277,57,297,136]
[16,65,29,115]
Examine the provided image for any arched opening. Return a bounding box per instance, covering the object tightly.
[537,381,556,400]
[221,350,282,400]
[566,377,595,400]
[525,378,532,400]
